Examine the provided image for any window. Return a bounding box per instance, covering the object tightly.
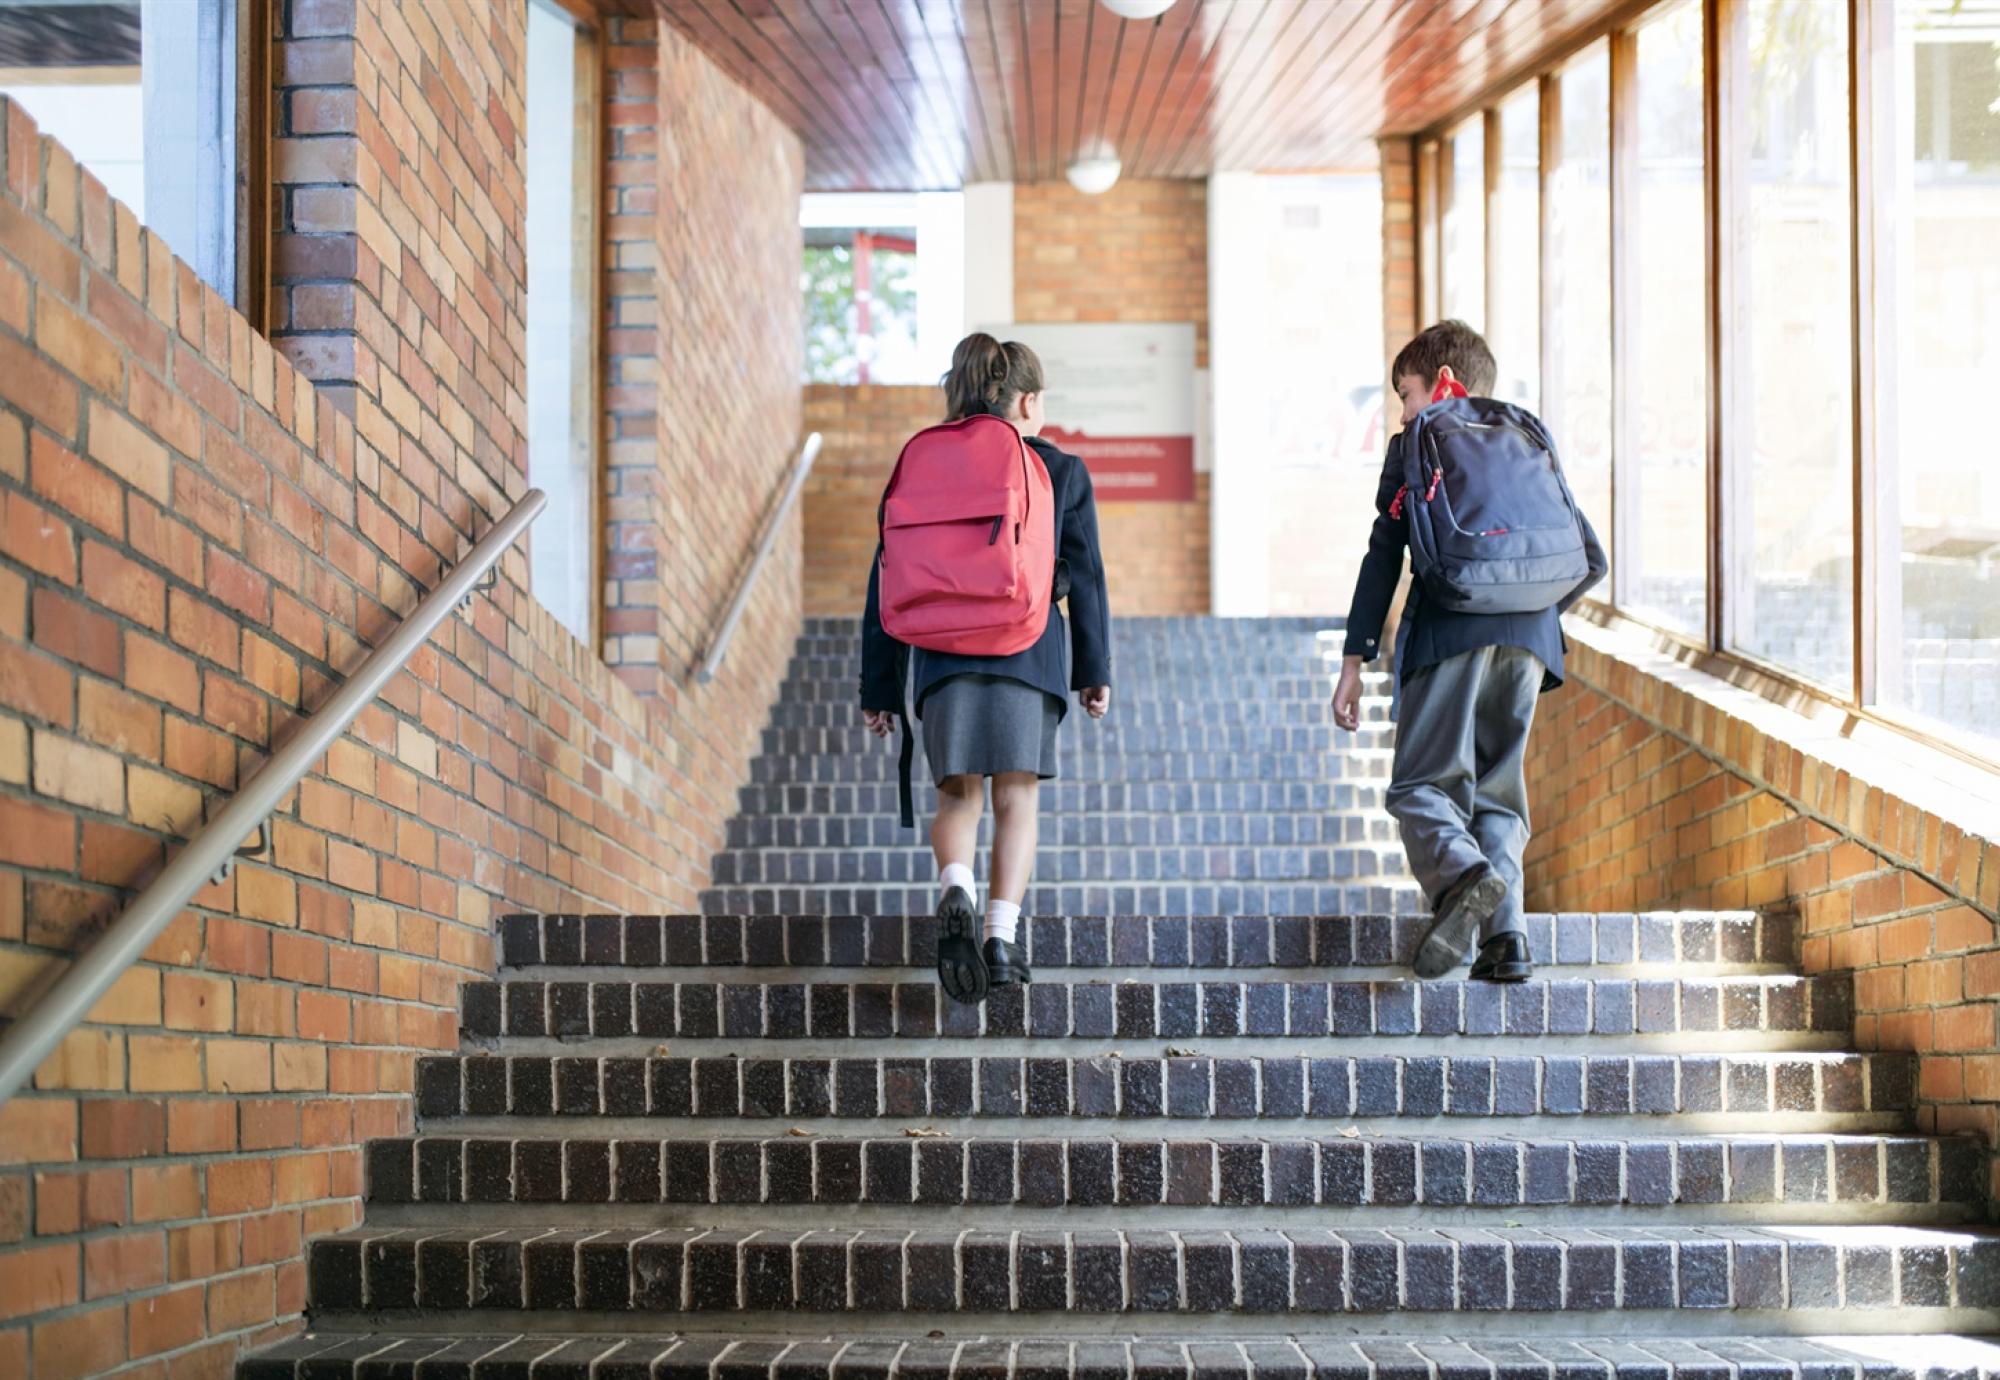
[1442,119,1486,328]
[524,0,599,648]
[1880,0,2000,753]
[800,193,965,385]
[1492,85,1541,410]
[1626,0,1709,636]
[0,0,248,303]
[1548,43,1614,579]
[804,228,919,384]
[1737,0,1853,689]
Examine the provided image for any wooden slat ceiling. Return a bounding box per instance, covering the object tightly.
[655,0,1633,190]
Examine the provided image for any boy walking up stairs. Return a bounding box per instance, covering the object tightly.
[1334,320,1607,985]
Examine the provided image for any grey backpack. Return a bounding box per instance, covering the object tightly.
[1393,393,1592,615]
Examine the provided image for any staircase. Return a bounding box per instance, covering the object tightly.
[238,617,2000,1378]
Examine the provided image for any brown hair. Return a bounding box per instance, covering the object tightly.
[1391,319,1498,396]
[941,332,1045,421]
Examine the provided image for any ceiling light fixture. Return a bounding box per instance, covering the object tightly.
[1065,151,1122,196]
[1099,0,1178,19]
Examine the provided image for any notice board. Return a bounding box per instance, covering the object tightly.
[994,322,1198,502]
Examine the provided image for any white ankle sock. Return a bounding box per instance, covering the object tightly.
[983,899,1021,944]
[938,862,975,900]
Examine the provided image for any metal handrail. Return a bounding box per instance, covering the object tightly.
[696,432,821,683]
[0,489,548,1106]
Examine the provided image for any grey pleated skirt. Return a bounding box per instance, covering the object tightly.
[919,673,1063,785]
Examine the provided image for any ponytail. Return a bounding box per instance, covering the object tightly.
[942,332,1044,422]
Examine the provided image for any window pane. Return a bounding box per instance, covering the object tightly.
[0,4,144,213]
[1628,0,1709,636]
[525,0,592,646]
[1883,0,2000,753]
[802,230,919,385]
[1738,0,1853,688]
[1443,119,1486,328]
[1548,43,1613,587]
[1493,85,1540,410]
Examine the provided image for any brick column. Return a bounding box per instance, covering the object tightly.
[1379,136,1419,370]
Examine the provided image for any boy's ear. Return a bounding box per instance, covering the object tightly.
[1435,364,1458,387]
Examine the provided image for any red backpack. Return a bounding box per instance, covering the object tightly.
[877,414,1057,656]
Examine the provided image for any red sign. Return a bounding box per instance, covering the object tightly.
[1040,428,1196,502]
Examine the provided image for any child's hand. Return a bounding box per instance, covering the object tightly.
[863,708,897,738]
[1330,662,1364,732]
[1079,686,1111,719]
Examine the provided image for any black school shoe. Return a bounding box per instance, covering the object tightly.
[934,886,990,1004]
[1469,931,1534,983]
[1411,864,1509,979]
[983,936,1031,985]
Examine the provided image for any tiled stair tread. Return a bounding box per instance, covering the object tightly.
[764,701,1385,725]
[723,817,1402,848]
[363,1133,1982,1210]
[752,720,1392,740]
[414,1050,1914,1122]
[696,890,1430,921]
[496,913,1798,972]
[696,887,1428,920]
[746,759,1393,784]
[303,1222,2000,1315]
[710,848,1409,880]
[461,974,1852,1044]
[235,1330,2000,1380]
[733,787,1397,812]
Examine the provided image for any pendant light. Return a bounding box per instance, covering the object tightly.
[1099,0,1178,19]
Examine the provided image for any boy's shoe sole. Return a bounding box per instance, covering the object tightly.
[935,885,989,1005]
[1412,868,1509,980]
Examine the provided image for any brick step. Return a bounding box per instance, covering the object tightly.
[414,1050,1914,1124]
[802,614,1343,634]
[361,1133,1981,1215]
[766,700,1385,728]
[730,782,1393,819]
[496,913,1795,974]
[235,1329,2000,1380]
[708,847,1410,889]
[746,755,1393,786]
[301,1222,2000,1317]
[693,886,1420,920]
[459,974,1851,1045]
[725,814,1398,851]
[777,681,1349,707]
[759,727,1399,754]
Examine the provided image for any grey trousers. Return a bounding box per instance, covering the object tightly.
[1385,645,1542,940]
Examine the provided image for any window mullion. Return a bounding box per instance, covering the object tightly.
[1707,0,1748,657]
[1852,0,1899,709]
[1608,29,1639,612]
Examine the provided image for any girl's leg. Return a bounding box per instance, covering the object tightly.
[986,772,1041,935]
[931,774,988,1003]
[932,773,984,883]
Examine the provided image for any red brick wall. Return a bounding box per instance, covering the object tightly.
[1380,139,1419,369]
[0,4,804,1375]
[602,13,666,680]
[649,17,805,783]
[800,384,937,617]
[1526,622,2000,1188]
[1014,178,1210,616]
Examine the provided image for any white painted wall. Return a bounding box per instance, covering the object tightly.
[962,182,1015,334]
[1207,171,1271,616]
